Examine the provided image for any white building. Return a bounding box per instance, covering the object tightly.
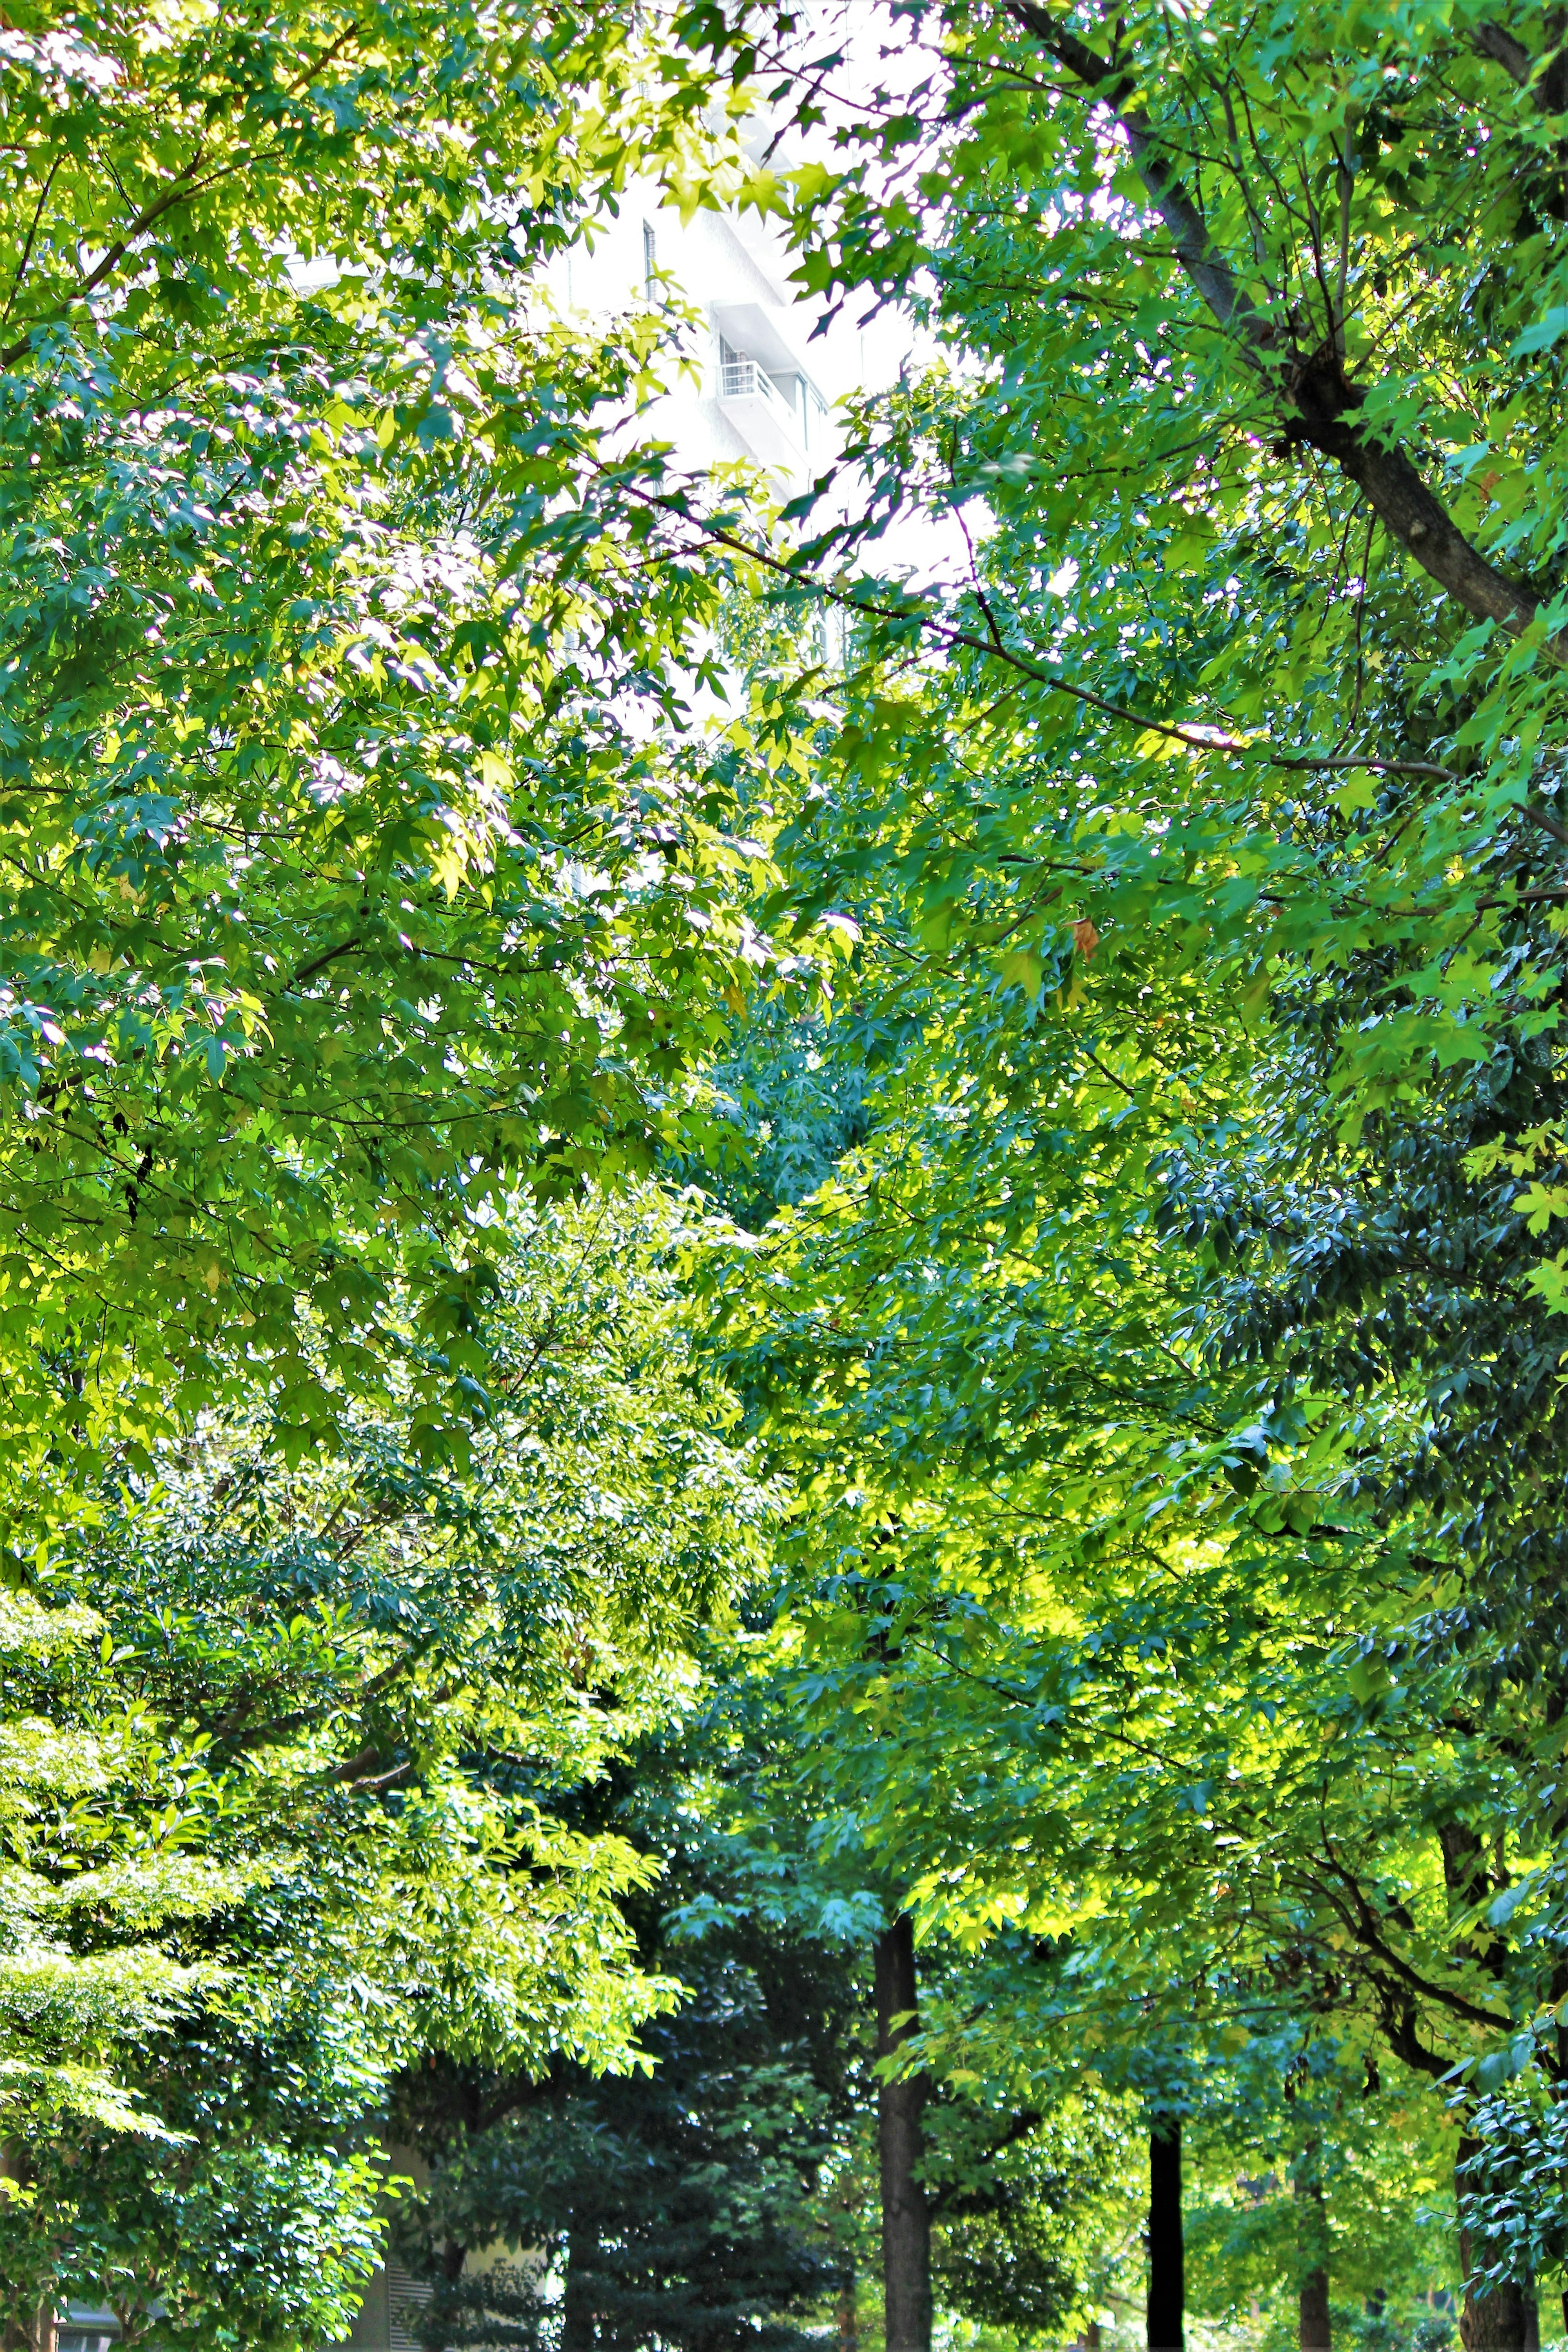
[560,180,853,498]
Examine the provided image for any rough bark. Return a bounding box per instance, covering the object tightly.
[1459,2266,1528,2352]
[1002,1,1566,659]
[1147,2119,1185,2352]
[875,1914,932,2352]
[1475,22,1533,86]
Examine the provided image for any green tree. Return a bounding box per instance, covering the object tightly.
[655,7,1568,2344]
[389,1617,1143,2352]
[389,1665,866,2350]
[394,1912,855,2352]
[0,0,814,1473]
[0,1191,778,2341]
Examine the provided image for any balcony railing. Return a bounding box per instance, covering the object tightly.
[719,348,793,424]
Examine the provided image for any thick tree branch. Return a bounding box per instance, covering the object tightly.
[1475,13,1568,112]
[1309,1850,1514,2033]
[1476,22,1533,87]
[1002,2,1563,659]
[1376,1986,1454,2081]
[1020,13,1258,336]
[288,935,363,989]
[216,1632,438,1752]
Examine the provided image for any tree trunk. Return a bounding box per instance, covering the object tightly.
[837,2272,859,2352]
[875,1914,931,2352]
[1301,2269,1332,2352]
[1147,2119,1185,2352]
[0,2312,54,2352]
[1297,2158,1331,2352]
[562,2211,596,2352]
[1461,2272,1528,2352]
[1458,2139,1528,2352]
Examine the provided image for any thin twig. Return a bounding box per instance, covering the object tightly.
[2,155,61,330]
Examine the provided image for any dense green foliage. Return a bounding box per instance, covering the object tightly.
[9,0,1568,2344]
[0,0,803,1472]
[678,0,1568,2337]
[391,1698,862,2352]
[0,0,806,2328]
[0,1195,777,2336]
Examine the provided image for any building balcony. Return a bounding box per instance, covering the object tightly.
[717,347,808,474]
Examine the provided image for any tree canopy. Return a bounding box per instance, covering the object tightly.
[9,2,1568,2350]
[0,0,810,1471]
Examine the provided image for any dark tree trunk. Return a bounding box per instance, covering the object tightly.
[875,1914,931,2352]
[1297,2158,1331,2352]
[1147,2120,1185,2352]
[562,2212,596,2352]
[1301,2268,1332,2352]
[1461,2272,1529,2352]
[1458,2139,1528,2352]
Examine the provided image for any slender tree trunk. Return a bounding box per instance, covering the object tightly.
[875,1914,931,2352]
[1147,2119,1185,2352]
[1301,2269,1332,2352]
[837,2272,859,2352]
[1522,2296,1539,2352]
[1297,2157,1331,2352]
[1458,2138,1528,2352]
[562,2211,596,2352]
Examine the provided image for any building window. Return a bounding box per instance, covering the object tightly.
[642,219,657,295]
